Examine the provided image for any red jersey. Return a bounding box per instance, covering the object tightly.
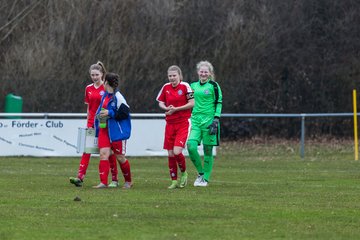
[84,83,105,127]
[156,82,193,124]
[101,93,113,108]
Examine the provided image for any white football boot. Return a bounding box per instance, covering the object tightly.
[193,175,204,187]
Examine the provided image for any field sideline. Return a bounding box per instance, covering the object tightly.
[1,140,360,239]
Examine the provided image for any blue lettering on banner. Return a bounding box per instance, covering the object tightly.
[19,132,42,137]
[63,140,76,149]
[19,143,35,148]
[53,135,76,149]
[18,143,54,151]
[10,121,64,128]
[53,135,64,142]
[35,146,54,151]
[19,133,33,137]
[0,121,9,128]
[46,121,63,128]
[12,121,38,128]
[0,136,12,144]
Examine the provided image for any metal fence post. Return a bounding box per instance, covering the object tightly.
[300,114,306,159]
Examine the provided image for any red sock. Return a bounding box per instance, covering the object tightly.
[78,153,91,180]
[175,153,186,172]
[120,160,132,182]
[99,160,110,185]
[168,156,177,180]
[109,154,118,182]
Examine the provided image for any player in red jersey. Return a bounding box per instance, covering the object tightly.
[69,61,119,187]
[156,65,194,189]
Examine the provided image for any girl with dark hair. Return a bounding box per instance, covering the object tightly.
[93,73,132,189]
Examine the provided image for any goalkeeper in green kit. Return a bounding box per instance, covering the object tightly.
[187,60,223,187]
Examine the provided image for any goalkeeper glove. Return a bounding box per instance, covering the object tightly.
[208,118,219,135]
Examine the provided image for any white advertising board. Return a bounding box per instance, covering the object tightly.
[0,119,167,156]
[0,118,214,157]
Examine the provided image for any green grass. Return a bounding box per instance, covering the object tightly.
[1,140,360,239]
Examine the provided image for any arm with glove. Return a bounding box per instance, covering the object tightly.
[208,117,220,135]
[208,81,222,135]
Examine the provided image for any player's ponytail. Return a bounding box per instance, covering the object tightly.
[96,61,107,80]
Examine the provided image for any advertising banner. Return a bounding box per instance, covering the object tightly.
[0,119,167,156]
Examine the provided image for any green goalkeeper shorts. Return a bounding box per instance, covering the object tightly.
[188,115,220,146]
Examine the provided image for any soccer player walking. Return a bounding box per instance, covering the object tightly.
[187,61,223,187]
[69,62,118,187]
[157,65,194,189]
[93,73,132,189]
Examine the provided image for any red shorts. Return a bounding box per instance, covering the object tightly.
[163,120,190,150]
[98,127,127,154]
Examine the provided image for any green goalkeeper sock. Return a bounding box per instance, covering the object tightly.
[187,140,203,174]
[203,145,214,182]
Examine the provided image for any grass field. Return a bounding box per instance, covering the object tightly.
[1,140,360,239]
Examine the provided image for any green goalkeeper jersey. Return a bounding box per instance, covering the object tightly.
[190,80,223,118]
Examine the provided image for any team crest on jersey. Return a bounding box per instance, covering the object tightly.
[100,90,105,96]
[177,89,183,95]
[204,90,210,95]
[111,102,115,107]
